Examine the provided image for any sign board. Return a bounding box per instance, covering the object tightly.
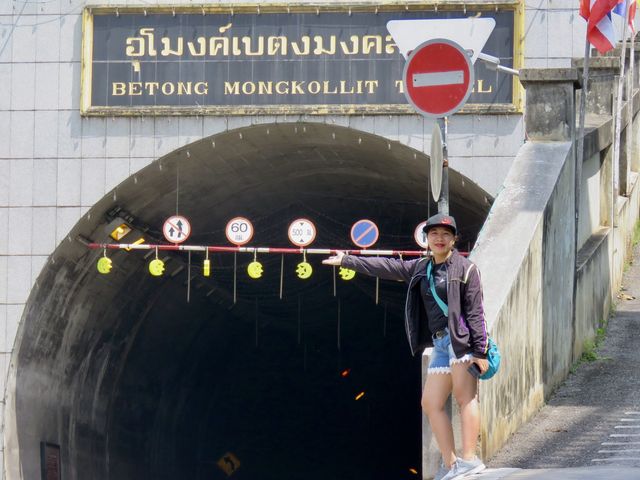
[288,218,317,247]
[430,122,444,202]
[386,17,496,63]
[226,217,254,245]
[403,39,474,118]
[81,5,519,115]
[163,215,191,244]
[350,219,379,248]
[414,221,429,249]
[40,443,61,480]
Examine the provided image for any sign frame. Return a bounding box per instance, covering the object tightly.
[80,2,524,117]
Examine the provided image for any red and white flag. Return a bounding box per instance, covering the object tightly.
[580,0,624,53]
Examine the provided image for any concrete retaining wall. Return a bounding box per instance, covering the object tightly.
[466,69,640,462]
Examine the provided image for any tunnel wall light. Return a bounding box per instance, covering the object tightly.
[105,217,132,241]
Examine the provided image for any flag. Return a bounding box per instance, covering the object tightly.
[613,0,637,33]
[580,0,624,53]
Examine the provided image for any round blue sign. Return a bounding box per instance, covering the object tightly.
[350,219,379,248]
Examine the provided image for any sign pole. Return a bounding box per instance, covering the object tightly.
[437,117,449,215]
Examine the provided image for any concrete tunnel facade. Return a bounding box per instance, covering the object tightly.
[5,123,492,479]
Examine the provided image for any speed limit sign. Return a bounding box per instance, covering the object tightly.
[225,217,254,246]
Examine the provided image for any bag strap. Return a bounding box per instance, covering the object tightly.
[426,261,448,316]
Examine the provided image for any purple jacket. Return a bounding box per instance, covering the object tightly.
[341,250,489,359]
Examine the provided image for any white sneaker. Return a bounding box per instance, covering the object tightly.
[440,457,486,480]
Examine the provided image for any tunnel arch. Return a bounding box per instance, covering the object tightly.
[5,122,492,480]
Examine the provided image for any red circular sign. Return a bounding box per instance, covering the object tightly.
[403,38,474,118]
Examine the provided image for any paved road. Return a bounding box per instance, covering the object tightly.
[469,243,640,478]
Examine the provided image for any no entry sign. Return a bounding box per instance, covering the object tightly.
[402,38,474,118]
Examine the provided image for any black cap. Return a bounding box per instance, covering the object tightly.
[423,213,457,235]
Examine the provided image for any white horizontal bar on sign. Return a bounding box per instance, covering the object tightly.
[413,71,464,88]
[598,449,640,453]
[602,442,640,445]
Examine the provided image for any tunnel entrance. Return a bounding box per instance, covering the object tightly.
[6,123,491,480]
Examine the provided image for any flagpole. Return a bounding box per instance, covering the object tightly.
[613,1,631,217]
[626,9,635,185]
[576,37,590,273]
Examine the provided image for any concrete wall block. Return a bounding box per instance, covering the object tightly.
[572,17,588,58]
[0,112,9,158]
[0,64,10,110]
[397,115,425,153]
[154,118,181,158]
[58,14,82,63]
[373,115,400,142]
[31,208,57,255]
[32,158,58,206]
[525,58,549,68]
[226,116,253,132]
[0,21,13,62]
[524,9,548,59]
[548,0,579,8]
[526,0,548,8]
[58,62,80,110]
[129,118,155,157]
[179,117,204,147]
[547,10,576,58]
[447,115,474,154]
[9,159,33,207]
[56,158,81,206]
[11,22,37,63]
[6,256,31,304]
[474,156,515,197]
[31,255,48,287]
[5,304,24,353]
[35,15,62,62]
[80,157,106,207]
[106,158,131,193]
[0,161,7,205]
[11,62,35,110]
[105,119,131,158]
[495,116,525,155]
[471,115,500,157]
[0,210,6,255]
[8,208,33,255]
[130,157,155,175]
[35,63,60,110]
[202,117,229,137]
[34,111,60,158]
[56,207,81,245]
[0,352,8,400]
[0,257,6,303]
[347,115,375,135]
[57,110,81,157]
[81,118,107,158]
[10,111,35,159]
[0,308,6,354]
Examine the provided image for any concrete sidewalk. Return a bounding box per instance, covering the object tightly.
[470,466,640,479]
[482,242,640,475]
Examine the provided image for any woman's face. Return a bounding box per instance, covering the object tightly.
[427,226,455,256]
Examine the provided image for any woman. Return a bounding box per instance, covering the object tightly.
[323,213,488,480]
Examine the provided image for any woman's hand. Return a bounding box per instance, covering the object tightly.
[472,357,489,374]
[322,251,345,266]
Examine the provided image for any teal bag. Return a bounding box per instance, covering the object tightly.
[427,261,501,381]
[479,338,501,380]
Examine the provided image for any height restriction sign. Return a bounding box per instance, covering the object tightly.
[402,38,474,118]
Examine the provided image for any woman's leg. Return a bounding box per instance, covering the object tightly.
[421,372,456,467]
[451,361,480,459]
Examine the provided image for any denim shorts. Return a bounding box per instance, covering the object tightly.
[427,329,473,375]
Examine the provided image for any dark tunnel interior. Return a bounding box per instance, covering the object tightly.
[9,123,492,480]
